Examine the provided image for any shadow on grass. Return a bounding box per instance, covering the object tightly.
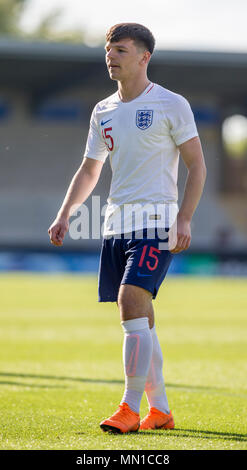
[0,372,123,388]
[0,372,246,398]
[140,428,247,443]
[1,373,246,443]
[0,380,69,389]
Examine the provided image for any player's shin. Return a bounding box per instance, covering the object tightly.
[144,325,170,414]
[121,317,153,413]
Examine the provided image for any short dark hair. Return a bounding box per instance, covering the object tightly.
[106,23,155,54]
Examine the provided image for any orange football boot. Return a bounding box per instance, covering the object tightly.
[140,407,175,430]
[100,402,140,434]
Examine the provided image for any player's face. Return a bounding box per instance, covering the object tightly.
[105,38,148,81]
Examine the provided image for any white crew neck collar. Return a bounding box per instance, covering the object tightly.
[117,82,154,103]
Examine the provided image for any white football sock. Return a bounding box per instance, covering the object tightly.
[120,317,153,413]
[144,325,170,414]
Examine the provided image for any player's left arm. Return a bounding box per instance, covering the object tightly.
[170,136,207,254]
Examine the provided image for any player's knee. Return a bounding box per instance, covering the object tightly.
[117,291,134,316]
[117,285,153,324]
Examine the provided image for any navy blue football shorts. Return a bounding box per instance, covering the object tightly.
[98,228,173,302]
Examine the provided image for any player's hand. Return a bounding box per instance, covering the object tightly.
[169,214,191,254]
[48,216,69,247]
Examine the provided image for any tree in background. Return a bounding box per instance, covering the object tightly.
[0,0,89,43]
[0,0,27,35]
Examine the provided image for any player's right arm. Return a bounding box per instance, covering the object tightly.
[48,157,104,246]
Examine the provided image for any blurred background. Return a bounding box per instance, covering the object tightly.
[0,0,247,275]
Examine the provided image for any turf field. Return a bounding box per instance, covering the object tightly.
[0,274,246,450]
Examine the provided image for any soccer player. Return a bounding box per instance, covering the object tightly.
[48,23,206,433]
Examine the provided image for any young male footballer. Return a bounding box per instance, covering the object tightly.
[48,23,206,433]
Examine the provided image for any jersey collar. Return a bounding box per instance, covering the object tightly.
[117,82,154,103]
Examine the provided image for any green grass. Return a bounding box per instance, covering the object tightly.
[0,273,246,450]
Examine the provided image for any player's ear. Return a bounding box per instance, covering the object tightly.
[141,51,151,65]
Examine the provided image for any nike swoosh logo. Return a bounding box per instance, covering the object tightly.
[101,118,112,126]
[137,272,152,277]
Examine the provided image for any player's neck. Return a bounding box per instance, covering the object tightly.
[118,76,151,103]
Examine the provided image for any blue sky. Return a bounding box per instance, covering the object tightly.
[20,0,247,51]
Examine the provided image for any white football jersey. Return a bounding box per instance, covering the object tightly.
[84,82,198,236]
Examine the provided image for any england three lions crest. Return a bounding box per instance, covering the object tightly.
[136,110,153,130]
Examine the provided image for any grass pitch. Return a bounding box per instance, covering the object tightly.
[0,273,246,450]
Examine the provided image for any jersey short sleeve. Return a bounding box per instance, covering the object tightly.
[83,105,108,162]
[167,94,198,146]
